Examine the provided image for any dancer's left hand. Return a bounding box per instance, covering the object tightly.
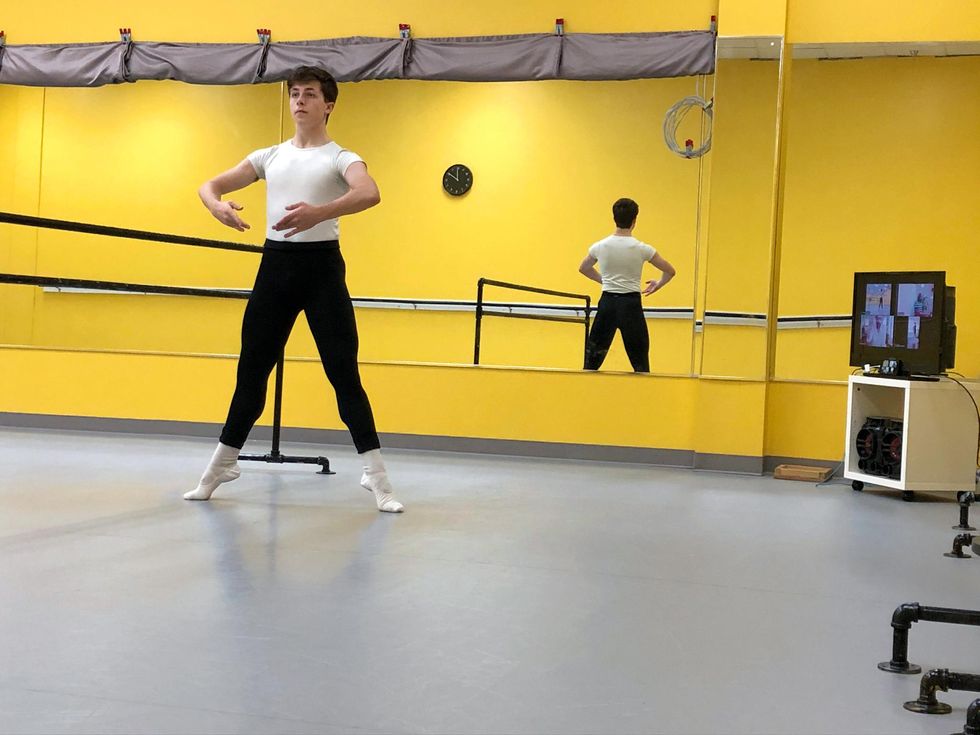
[273,202,323,238]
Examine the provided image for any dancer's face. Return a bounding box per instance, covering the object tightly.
[289,83,334,126]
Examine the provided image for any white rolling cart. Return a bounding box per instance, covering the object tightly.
[844,374,979,501]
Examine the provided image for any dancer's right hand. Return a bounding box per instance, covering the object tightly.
[211,201,250,231]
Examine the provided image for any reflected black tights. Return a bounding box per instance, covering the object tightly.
[584,291,650,373]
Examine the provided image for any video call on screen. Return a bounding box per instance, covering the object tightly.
[859,283,934,350]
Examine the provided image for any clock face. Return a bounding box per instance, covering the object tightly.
[442,164,473,197]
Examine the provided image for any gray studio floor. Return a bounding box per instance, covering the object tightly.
[1,427,979,735]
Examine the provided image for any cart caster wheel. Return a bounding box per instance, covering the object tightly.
[852,480,864,492]
[902,491,915,502]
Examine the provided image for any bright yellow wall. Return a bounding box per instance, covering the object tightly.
[776,57,980,381]
[324,79,704,303]
[700,326,769,378]
[0,346,699,451]
[21,298,694,375]
[702,60,779,315]
[765,381,846,461]
[695,379,768,457]
[788,0,980,43]
[699,58,780,379]
[774,328,850,382]
[2,1,716,44]
[33,82,271,288]
[0,87,45,345]
[717,0,980,42]
[719,0,786,37]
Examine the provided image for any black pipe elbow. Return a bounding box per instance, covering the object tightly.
[904,669,953,714]
[921,668,949,695]
[952,534,974,556]
[891,603,921,630]
[965,698,980,735]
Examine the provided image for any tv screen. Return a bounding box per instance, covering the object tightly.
[850,271,952,376]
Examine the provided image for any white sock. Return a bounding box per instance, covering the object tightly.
[359,449,403,513]
[184,443,241,501]
[360,448,386,474]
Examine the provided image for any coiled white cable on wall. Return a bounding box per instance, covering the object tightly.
[663,95,713,158]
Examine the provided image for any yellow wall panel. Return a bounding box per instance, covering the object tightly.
[700,325,769,378]
[774,328,851,382]
[0,87,46,344]
[776,57,980,379]
[694,379,767,457]
[702,60,779,314]
[765,381,846,461]
[0,347,699,451]
[719,0,786,37]
[2,1,716,44]
[788,0,980,43]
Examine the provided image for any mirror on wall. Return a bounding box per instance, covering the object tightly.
[332,76,708,375]
[772,41,979,383]
[1,73,718,376]
[697,35,783,381]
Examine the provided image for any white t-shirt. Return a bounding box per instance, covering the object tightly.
[588,235,657,293]
[246,140,364,243]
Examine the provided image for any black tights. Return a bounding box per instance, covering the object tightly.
[219,244,380,453]
[584,292,650,373]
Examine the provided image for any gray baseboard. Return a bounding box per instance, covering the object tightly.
[693,452,765,475]
[0,411,805,475]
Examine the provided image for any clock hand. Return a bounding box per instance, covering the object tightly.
[448,170,459,182]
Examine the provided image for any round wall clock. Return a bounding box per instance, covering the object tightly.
[442,163,473,197]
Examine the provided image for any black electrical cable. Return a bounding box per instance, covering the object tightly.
[816,458,846,487]
[943,374,980,468]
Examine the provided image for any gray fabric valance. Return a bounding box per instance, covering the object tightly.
[0,42,129,87]
[263,37,406,82]
[126,43,267,85]
[405,35,563,82]
[560,31,715,80]
[0,31,714,87]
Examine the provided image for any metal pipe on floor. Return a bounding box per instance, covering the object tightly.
[904,669,980,715]
[959,698,980,735]
[879,603,980,674]
[954,491,977,531]
[945,533,975,559]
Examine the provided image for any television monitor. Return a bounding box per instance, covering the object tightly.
[850,271,956,376]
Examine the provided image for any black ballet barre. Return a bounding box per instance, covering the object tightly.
[0,273,248,300]
[474,277,591,368]
[0,271,333,475]
[0,211,263,254]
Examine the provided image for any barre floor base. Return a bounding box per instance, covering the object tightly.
[0,426,974,734]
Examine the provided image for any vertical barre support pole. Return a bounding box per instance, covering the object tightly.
[474,278,485,365]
